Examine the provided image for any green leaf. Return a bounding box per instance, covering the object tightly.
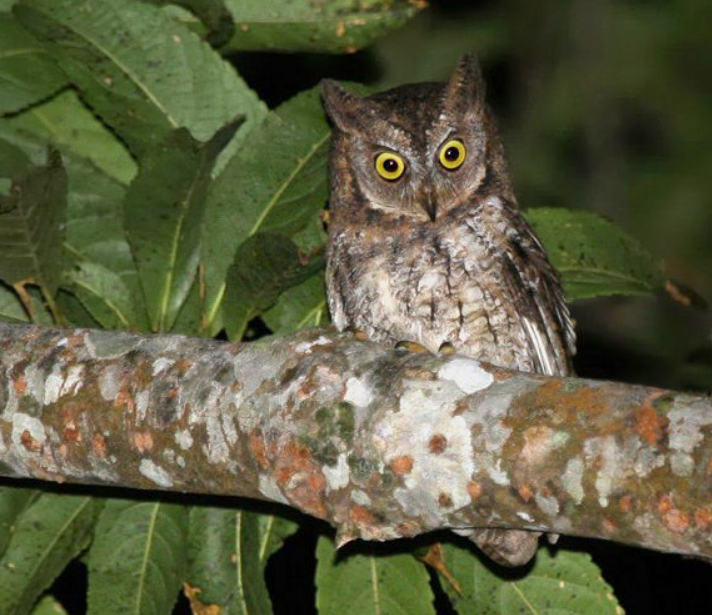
[0,494,100,615]
[145,0,234,47]
[525,207,664,300]
[201,86,330,331]
[256,513,299,566]
[31,595,69,615]
[222,0,424,53]
[223,233,324,340]
[0,13,66,115]
[66,261,139,330]
[0,486,36,556]
[87,499,188,615]
[15,0,266,158]
[4,90,136,185]
[186,508,273,615]
[263,273,327,334]
[439,542,623,615]
[0,146,67,293]
[125,120,239,333]
[316,536,436,615]
[0,281,28,322]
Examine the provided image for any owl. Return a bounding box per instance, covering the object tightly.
[321,55,576,567]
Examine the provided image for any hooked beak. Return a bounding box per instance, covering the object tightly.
[422,199,437,222]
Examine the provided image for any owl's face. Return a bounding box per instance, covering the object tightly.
[322,56,514,224]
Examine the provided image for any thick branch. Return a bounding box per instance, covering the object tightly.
[0,323,710,559]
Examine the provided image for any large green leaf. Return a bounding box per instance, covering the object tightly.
[0,13,66,115]
[0,281,28,322]
[222,0,424,53]
[4,90,136,185]
[0,494,100,615]
[201,86,330,331]
[316,536,436,615]
[0,486,36,556]
[186,508,273,615]
[525,207,664,300]
[31,596,69,615]
[146,0,234,47]
[440,542,622,615]
[0,146,67,294]
[263,273,328,334]
[87,500,188,615]
[125,121,239,333]
[15,0,266,158]
[223,233,324,340]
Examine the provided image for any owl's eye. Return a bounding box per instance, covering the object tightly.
[438,139,467,170]
[375,152,405,181]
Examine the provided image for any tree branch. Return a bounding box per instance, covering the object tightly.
[0,323,710,559]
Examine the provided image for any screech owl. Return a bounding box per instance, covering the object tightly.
[321,55,576,567]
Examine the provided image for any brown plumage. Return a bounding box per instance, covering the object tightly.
[322,55,575,566]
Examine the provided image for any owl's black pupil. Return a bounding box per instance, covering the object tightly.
[383,158,399,172]
[445,146,460,161]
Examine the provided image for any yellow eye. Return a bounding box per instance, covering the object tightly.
[375,152,405,181]
[438,139,466,170]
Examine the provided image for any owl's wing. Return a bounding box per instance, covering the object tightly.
[498,207,576,377]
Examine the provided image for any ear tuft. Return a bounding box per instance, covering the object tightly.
[443,54,486,116]
[320,79,365,133]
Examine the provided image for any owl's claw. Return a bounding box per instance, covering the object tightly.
[438,341,457,355]
[347,328,370,342]
[395,340,430,353]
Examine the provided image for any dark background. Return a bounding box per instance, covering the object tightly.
[49,0,712,612]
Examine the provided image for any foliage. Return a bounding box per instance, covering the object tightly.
[0,0,682,613]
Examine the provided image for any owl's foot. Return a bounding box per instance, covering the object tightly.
[395,340,430,353]
[418,543,462,594]
[347,327,370,342]
[438,341,457,355]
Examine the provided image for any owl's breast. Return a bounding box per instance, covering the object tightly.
[326,219,534,371]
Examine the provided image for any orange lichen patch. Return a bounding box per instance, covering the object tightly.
[517,483,534,502]
[183,583,222,615]
[520,426,555,464]
[275,440,328,518]
[134,431,154,453]
[663,509,689,534]
[619,494,633,514]
[438,493,453,508]
[93,434,107,458]
[707,457,712,474]
[20,430,41,452]
[115,388,135,412]
[467,481,482,501]
[526,380,611,424]
[694,508,712,529]
[658,494,674,514]
[14,374,27,395]
[350,505,377,528]
[250,431,270,470]
[62,422,81,443]
[635,403,669,446]
[392,455,414,475]
[602,517,617,534]
[429,434,448,454]
[658,495,689,533]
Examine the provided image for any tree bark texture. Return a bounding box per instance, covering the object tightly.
[0,323,710,559]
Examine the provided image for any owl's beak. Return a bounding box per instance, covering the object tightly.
[422,199,437,222]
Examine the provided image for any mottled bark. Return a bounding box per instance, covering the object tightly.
[0,323,710,559]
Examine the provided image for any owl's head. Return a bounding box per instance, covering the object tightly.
[322,55,514,225]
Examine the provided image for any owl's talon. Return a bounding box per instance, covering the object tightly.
[348,328,369,342]
[395,340,430,353]
[438,341,456,356]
